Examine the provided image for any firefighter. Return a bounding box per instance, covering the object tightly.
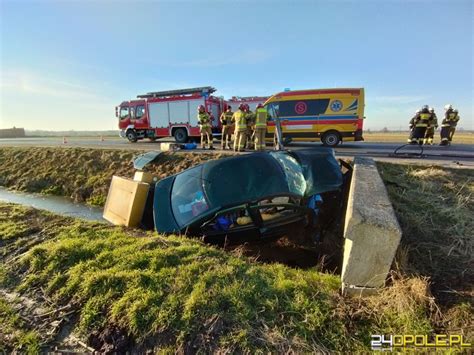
[244,104,255,149]
[440,105,460,145]
[408,109,421,143]
[197,105,214,150]
[410,105,431,145]
[423,107,438,145]
[254,104,268,151]
[233,104,247,152]
[219,105,234,149]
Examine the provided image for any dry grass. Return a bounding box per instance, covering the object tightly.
[364,131,473,144]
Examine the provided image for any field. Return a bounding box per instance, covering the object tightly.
[364,131,473,144]
[0,147,473,352]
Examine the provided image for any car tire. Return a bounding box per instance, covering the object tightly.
[126,129,138,143]
[321,131,341,147]
[173,128,188,143]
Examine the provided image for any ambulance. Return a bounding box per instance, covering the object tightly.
[264,88,365,146]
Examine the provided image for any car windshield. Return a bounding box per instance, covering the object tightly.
[269,152,306,195]
[171,166,210,227]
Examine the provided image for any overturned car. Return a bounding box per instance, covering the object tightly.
[152,148,350,245]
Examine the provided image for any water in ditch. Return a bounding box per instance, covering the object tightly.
[0,187,105,222]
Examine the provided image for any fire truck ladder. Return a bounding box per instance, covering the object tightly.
[137,86,216,98]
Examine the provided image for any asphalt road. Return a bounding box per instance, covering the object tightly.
[1,137,473,167]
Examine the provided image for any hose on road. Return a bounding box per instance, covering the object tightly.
[389,143,425,159]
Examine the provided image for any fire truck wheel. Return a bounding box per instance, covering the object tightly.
[126,129,138,143]
[321,131,341,147]
[173,128,188,143]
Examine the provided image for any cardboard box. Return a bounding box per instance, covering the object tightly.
[103,176,150,227]
[160,142,180,152]
[133,171,154,184]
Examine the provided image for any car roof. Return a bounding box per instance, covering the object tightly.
[202,153,292,208]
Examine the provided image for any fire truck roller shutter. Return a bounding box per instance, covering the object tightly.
[169,101,190,124]
[148,102,170,128]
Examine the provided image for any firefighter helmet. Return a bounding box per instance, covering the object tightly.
[198,105,205,112]
[444,104,452,110]
[429,107,434,112]
[422,105,429,111]
[415,109,421,114]
[256,103,263,109]
[238,103,246,110]
[453,109,458,113]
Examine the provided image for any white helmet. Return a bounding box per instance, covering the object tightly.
[453,109,458,113]
[429,107,434,112]
[444,104,452,110]
[415,109,421,114]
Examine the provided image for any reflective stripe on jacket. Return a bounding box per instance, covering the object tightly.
[220,112,234,126]
[233,110,247,132]
[198,113,211,129]
[255,108,268,129]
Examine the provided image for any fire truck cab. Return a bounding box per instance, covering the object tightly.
[116,87,224,143]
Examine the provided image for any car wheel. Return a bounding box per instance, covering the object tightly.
[321,131,341,147]
[126,129,138,143]
[173,128,188,143]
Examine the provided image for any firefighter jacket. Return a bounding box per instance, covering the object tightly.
[415,111,432,127]
[220,111,234,126]
[232,109,247,132]
[255,107,268,129]
[198,112,211,129]
[409,113,419,129]
[442,110,460,127]
[246,110,255,127]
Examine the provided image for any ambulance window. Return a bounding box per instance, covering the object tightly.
[136,105,145,119]
[279,99,330,117]
[119,107,129,119]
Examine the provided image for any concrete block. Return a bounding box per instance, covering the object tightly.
[103,176,149,227]
[133,171,155,184]
[341,157,402,293]
[160,142,180,152]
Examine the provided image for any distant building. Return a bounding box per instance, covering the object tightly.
[0,127,26,138]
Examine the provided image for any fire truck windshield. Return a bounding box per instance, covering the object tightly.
[119,107,129,120]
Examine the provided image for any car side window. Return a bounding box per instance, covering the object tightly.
[201,207,254,233]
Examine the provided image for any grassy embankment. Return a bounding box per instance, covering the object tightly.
[0,147,227,206]
[363,131,473,144]
[0,146,472,351]
[1,202,439,353]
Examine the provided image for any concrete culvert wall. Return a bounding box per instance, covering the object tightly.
[341,156,402,296]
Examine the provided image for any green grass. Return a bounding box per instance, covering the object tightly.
[0,202,436,352]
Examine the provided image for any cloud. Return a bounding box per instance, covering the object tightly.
[168,49,272,67]
[0,70,105,100]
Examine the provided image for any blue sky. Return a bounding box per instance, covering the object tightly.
[1,0,473,130]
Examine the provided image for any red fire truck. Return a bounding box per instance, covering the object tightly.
[116,87,225,143]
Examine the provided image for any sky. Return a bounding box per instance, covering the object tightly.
[0,0,473,131]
